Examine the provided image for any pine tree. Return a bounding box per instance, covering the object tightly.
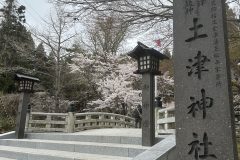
[34,43,47,71]
[0,0,35,93]
[33,43,54,91]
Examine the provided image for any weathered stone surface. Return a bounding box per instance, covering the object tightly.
[133,135,175,160]
[0,131,15,139]
[15,93,30,139]
[142,74,155,146]
[173,0,238,159]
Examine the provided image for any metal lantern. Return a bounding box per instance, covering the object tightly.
[128,42,169,75]
[15,74,40,92]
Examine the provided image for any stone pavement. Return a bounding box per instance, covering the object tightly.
[0,128,171,160]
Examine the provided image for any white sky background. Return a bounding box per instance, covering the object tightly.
[10,0,135,53]
[16,0,153,53]
[15,1,239,27]
[18,0,52,28]
[18,0,87,52]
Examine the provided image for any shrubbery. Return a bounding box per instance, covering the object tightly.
[0,94,19,133]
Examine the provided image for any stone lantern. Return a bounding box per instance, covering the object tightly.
[129,42,168,75]
[15,74,40,139]
[128,42,168,146]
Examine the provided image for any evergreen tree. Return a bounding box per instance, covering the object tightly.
[34,43,47,68]
[42,51,56,94]
[33,43,54,91]
[0,0,35,93]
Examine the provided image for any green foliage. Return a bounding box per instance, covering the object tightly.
[0,116,15,133]
[32,43,55,92]
[0,73,16,93]
[62,72,100,102]
[227,6,240,65]
[0,0,33,67]
[227,10,240,67]
[0,0,35,94]
[0,94,18,133]
[226,6,240,113]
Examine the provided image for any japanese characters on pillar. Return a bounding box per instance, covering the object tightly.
[173,0,238,159]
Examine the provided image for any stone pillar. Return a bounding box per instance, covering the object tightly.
[67,112,75,133]
[16,92,30,139]
[173,0,238,159]
[142,73,155,146]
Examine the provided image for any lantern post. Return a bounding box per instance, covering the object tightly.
[128,42,169,146]
[15,74,40,139]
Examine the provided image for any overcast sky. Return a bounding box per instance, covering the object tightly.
[1,0,238,52]
[18,0,52,27]
[17,1,239,27]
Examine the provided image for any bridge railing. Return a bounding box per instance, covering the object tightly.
[26,112,135,133]
[156,106,240,135]
[75,112,135,131]
[26,112,68,132]
[156,107,176,135]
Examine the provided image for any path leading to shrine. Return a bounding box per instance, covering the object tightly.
[0,128,174,160]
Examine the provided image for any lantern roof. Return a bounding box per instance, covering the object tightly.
[128,42,169,60]
[15,74,40,82]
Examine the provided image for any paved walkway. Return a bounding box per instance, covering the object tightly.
[72,128,142,137]
[40,128,170,139]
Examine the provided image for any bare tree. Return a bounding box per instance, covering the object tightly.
[32,6,77,112]
[82,14,129,59]
[227,0,240,6]
[50,0,174,51]
[51,0,173,30]
[51,0,239,54]
[51,0,239,28]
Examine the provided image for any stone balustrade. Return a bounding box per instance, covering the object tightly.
[156,107,176,135]
[26,112,135,133]
[156,106,240,135]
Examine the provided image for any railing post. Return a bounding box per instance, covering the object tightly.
[125,117,129,128]
[164,110,168,130]
[86,115,91,127]
[28,114,33,131]
[110,116,115,127]
[67,112,75,133]
[99,114,104,126]
[46,115,51,130]
[25,111,30,131]
[86,115,91,120]
[120,117,125,127]
[155,107,160,135]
